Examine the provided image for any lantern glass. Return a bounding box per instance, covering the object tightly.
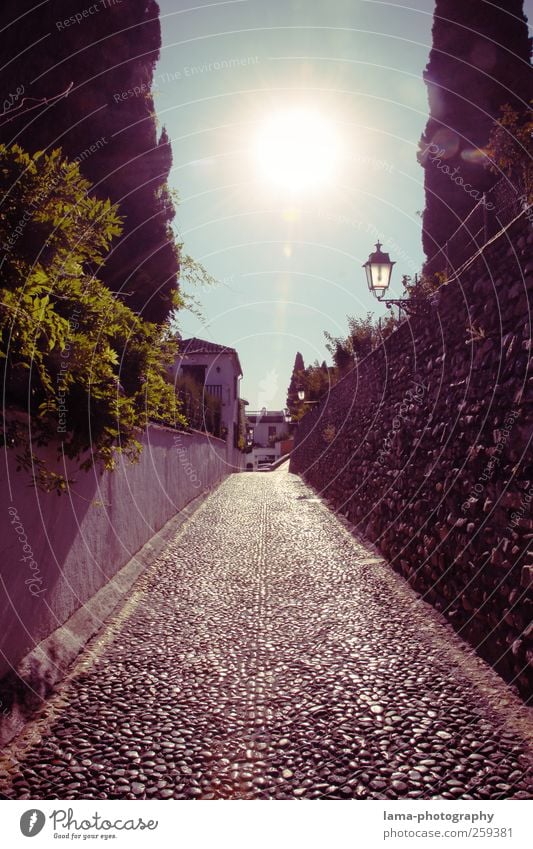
[297,389,305,401]
[372,263,391,289]
[363,242,395,297]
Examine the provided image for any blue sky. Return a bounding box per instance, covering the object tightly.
[153,0,530,410]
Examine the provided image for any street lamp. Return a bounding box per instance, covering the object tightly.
[297,388,319,406]
[362,242,423,317]
[363,241,395,297]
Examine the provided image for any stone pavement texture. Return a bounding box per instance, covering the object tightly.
[0,468,532,800]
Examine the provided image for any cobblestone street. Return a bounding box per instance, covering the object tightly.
[1,468,531,800]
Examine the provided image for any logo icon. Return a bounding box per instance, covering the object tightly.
[20,810,46,837]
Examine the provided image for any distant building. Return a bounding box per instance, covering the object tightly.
[170,337,243,457]
[245,409,294,471]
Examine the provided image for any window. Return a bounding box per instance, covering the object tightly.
[181,364,206,386]
[268,426,277,438]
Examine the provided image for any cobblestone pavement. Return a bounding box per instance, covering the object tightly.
[1,468,532,800]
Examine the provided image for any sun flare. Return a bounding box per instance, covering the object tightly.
[253,108,340,194]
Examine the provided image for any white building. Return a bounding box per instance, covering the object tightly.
[171,338,243,459]
[245,409,293,471]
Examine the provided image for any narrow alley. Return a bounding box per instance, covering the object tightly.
[1,468,531,800]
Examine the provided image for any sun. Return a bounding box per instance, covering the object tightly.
[253,108,340,194]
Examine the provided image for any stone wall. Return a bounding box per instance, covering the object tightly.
[0,425,234,743]
[291,216,532,699]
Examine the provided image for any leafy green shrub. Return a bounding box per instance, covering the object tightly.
[324,313,400,377]
[485,103,533,204]
[0,144,185,491]
[268,429,290,446]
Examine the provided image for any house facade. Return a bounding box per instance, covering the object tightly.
[171,338,243,463]
[245,409,294,470]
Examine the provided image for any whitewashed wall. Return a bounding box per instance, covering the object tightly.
[0,424,230,743]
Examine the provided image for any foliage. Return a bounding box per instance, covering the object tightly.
[418,1,531,274]
[288,316,403,419]
[0,144,185,491]
[172,247,218,326]
[324,312,399,377]
[322,423,336,444]
[286,354,336,421]
[379,312,401,339]
[236,398,248,451]
[286,351,305,418]
[268,429,290,447]
[403,271,446,299]
[304,361,335,402]
[485,103,533,204]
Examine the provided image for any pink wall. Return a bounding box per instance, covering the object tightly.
[0,424,229,734]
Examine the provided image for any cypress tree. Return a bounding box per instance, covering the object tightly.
[0,0,179,323]
[286,351,305,413]
[419,1,531,274]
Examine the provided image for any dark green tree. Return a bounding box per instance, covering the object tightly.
[324,313,397,377]
[0,144,184,491]
[418,1,531,274]
[287,353,337,421]
[286,351,305,417]
[0,0,179,323]
[303,361,335,404]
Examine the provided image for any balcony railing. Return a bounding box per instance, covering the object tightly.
[205,384,223,399]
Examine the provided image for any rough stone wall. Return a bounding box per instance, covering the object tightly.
[291,217,532,699]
